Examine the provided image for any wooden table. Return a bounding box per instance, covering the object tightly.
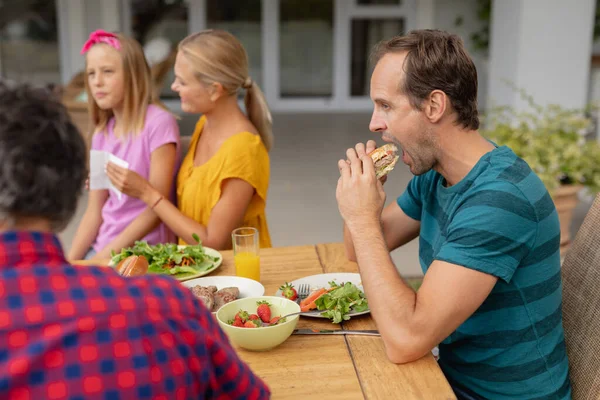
[78,244,456,399]
[218,243,456,400]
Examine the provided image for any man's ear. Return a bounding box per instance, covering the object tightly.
[424,90,447,124]
[209,82,225,102]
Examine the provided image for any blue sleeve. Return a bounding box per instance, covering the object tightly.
[435,184,538,283]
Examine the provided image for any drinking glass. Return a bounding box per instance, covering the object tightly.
[232,227,260,281]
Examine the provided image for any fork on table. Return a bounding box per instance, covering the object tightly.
[297,283,310,303]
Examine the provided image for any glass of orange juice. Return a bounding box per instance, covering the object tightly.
[232,227,260,282]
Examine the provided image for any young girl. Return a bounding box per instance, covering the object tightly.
[106,29,272,250]
[68,30,180,260]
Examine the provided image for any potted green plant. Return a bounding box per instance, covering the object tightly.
[482,89,600,255]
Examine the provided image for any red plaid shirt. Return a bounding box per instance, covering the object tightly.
[0,231,270,399]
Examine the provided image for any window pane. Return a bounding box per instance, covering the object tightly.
[206,0,262,89]
[130,0,189,98]
[356,0,402,5]
[0,0,60,86]
[280,0,334,97]
[350,18,404,96]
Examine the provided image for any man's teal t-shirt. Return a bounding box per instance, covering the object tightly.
[397,146,571,399]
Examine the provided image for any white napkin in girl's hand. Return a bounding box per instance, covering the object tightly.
[89,150,130,200]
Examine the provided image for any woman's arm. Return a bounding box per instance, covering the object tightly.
[142,178,254,249]
[92,143,177,259]
[67,189,108,260]
[106,159,256,250]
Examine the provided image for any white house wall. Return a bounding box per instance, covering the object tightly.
[432,0,489,110]
[488,0,595,111]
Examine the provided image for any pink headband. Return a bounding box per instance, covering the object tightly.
[80,30,121,54]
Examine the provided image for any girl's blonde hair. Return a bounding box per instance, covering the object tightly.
[84,33,167,137]
[178,30,273,151]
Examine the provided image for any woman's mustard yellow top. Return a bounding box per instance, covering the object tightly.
[176,116,272,248]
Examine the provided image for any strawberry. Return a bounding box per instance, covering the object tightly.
[232,319,244,327]
[243,319,261,328]
[279,282,298,301]
[249,314,260,321]
[243,320,257,328]
[269,316,280,325]
[235,310,249,323]
[256,301,271,323]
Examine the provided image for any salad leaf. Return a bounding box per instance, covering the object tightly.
[110,234,219,278]
[314,282,369,323]
[167,265,203,275]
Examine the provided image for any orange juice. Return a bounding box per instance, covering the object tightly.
[234,252,260,281]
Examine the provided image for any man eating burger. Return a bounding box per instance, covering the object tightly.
[335,30,570,400]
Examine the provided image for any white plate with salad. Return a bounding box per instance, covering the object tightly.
[110,235,222,281]
[275,273,369,323]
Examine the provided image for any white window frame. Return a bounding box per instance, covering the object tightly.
[58,0,123,85]
[121,0,204,111]
[266,0,416,112]
[58,0,421,111]
[57,0,86,84]
[194,0,416,112]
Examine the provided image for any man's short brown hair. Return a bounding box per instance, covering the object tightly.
[371,29,479,130]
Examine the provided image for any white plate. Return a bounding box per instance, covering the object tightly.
[110,245,222,281]
[181,275,265,299]
[275,273,370,319]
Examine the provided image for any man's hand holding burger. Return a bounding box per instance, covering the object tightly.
[336,140,398,230]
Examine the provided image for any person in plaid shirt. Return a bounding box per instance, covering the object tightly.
[0,81,270,399]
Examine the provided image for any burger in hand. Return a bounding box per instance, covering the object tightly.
[369,144,399,180]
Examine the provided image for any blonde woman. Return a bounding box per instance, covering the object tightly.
[106,29,272,250]
[68,30,180,260]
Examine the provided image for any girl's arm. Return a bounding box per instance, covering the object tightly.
[92,143,177,260]
[67,189,109,260]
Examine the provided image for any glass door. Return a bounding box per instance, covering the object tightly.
[266,0,415,111]
[337,0,414,110]
[125,0,190,99]
[139,0,417,112]
[279,0,334,98]
[0,0,61,86]
[205,0,263,89]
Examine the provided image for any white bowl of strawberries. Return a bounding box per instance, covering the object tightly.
[215,296,300,351]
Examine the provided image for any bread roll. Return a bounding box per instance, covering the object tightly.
[116,255,149,277]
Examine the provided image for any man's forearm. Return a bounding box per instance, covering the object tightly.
[343,223,357,261]
[349,220,426,363]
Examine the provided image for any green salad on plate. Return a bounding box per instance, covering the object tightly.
[110,234,222,281]
[314,281,369,323]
